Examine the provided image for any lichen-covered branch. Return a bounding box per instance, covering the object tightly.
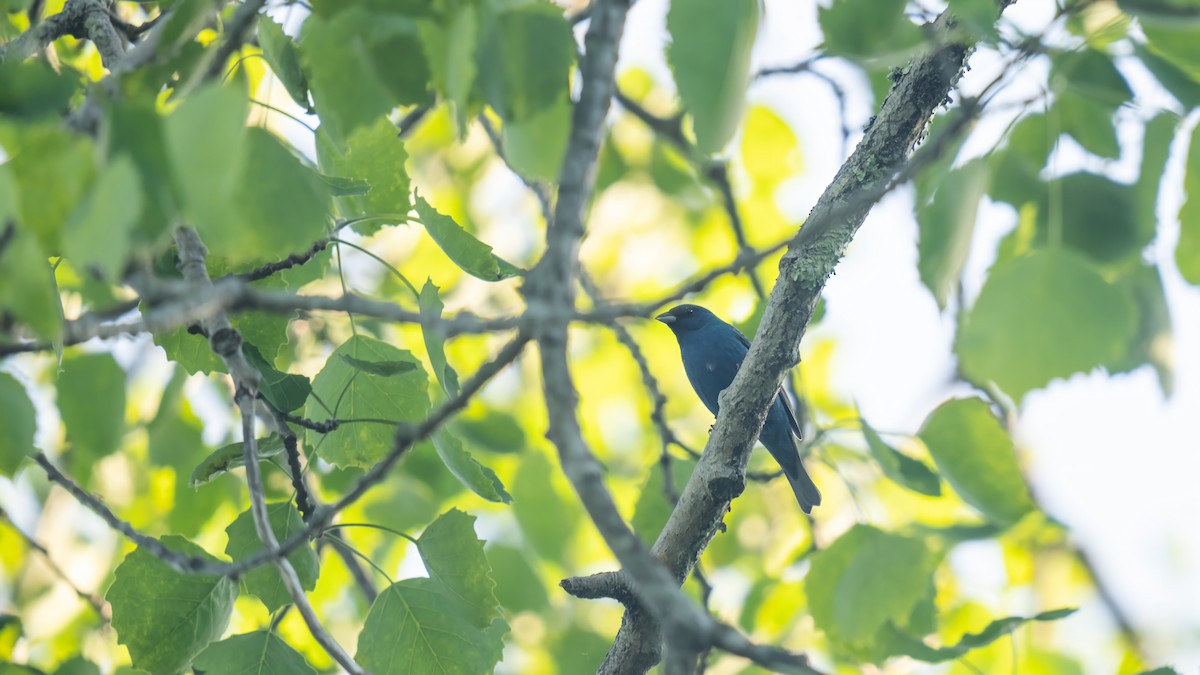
[582,9,982,671]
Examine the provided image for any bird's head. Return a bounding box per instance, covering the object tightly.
[654,304,719,334]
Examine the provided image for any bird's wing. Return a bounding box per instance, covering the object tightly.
[779,385,803,440]
[733,325,803,440]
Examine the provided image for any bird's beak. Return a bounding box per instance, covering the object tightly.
[655,312,675,325]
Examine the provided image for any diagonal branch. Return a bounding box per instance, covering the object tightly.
[583,8,990,671]
[524,1,821,673]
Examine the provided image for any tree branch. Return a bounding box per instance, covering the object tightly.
[588,9,983,670]
[173,227,363,674]
[0,0,125,67]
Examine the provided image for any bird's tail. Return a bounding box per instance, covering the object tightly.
[786,466,822,514]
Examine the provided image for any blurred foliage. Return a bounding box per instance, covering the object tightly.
[0,0,1196,673]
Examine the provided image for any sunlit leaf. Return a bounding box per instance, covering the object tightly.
[917,158,989,309]
[306,335,429,468]
[667,0,760,154]
[919,398,1035,525]
[956,250,1138,400]
[1177,122,1200,284]
[0,373,35,477]
[256,16,311,111]
[317,117,412,233]
[106,536,237,675]
[476,2,575,123]
[431,430,511,504]
[337,353,418,377]
[888,607,1077,662]
[57,352,125,478]
[224,502,320,613]
[807,525,938,647]
[414,194,521,281]
[819,0,922,62]
[861,420,941,497]
[512,451,582,562]
[416,509,502,629]
[0,60,78,120]
[419,279,459,396]
[63,156,143,280]
[355,578,499,675]
[190,435,287,487]
[193,630,316,675]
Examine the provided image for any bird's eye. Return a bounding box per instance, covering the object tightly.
[684,308,693,315]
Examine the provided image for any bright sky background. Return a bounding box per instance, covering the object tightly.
[610,0,1200,670]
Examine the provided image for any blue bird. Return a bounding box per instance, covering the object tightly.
[656,304,821,513]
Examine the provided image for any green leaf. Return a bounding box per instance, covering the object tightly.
[819,0,922,62]
[4,125,96,252]
[888,608,1077,662]
[305,335,430,468]
[454,410,525,454]
[193,630,315,675]
[918,398,1035,525]
[431,430,512,504]
[165,86,329,263]
[861,420,941,497]
[106,536,237,675]
[486,545,549,614]
[317,117,412,234]
[152,324,225,375]
[1050,50,1131,160]
[1135,42,1200,109]
[666,0,760,154]
[956,250,1138,400]
[51,656,100,675]
[1055,91,1120,158]
[244,344,311,413]
[0,615,20,661]
[503,92,571,182]
[1051,49,1134,107]
[1035,173,1142,264]
[416,509,502,629]
[0,374,36,477]
[256,15,311,111]
[631,456,695,544]
[420,2,479,119]
[1178,122,1200,284]
[917,158,989,309]
[476,2,575,123]
[1137,113,1178,241]
[336,353,418,377]
[163,84,248,230]
[103,100,177,244]
[0,60,78,120]
[224,502,319,613]
[512,452,581,562]
[419,279,459,396]
[301,9,397,143]
[947,0,1000,41]
[1115,264,1174,394]
[190,435,287,487]
[806,525,938,647]
[58,353,125,477]
[208,129,332,264]
[988,113,1053,207]
[63,156,143,280]
[355,578,500,675]
[317,174,371,196]
[0,228,61,343]
[414,194,521,281]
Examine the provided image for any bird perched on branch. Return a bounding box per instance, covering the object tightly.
[656,304,821,513]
